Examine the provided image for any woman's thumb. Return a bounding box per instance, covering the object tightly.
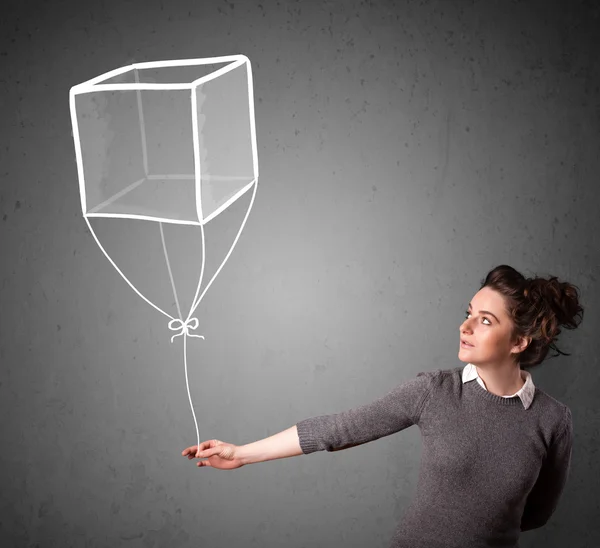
[201,444,235,460]
[196,439,221,457]
[197,447,215,458]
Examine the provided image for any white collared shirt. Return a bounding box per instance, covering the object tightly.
[462,363,536,410]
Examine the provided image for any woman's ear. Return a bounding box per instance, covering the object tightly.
[512,335,531,355]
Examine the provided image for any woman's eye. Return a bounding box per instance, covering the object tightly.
[464,311,491,325]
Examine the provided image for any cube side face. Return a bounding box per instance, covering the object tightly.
[141,88,196,177]
[195,61,257,222]
[73,89,146,216]
[73,85,202,225]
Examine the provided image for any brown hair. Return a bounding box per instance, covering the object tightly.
[479,265,584,369]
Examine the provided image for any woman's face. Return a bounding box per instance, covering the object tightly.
[458,287,528,367]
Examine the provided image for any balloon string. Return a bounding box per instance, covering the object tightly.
[182,332,201,451]
[167,317,204,450]
[84,216,175,322]
[160,222,183,320]
[86,181,257,451]
[188,178,258,320]
[168,317,204,342]
[160,222,204,449]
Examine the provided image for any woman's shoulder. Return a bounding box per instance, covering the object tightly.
[530,386,572,432]
[415,365,462,384]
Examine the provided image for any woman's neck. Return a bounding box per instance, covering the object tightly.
[475,364,525,396]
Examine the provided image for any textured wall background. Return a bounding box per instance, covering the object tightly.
[1,0,599,546]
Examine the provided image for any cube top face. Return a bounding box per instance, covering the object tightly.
[70,56,258,226]
[74,55,250,90]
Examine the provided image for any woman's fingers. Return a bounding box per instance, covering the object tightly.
[196,446,222,459]
[182,445,201,456]
[182,441,214,457]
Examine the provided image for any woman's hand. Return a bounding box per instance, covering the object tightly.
[182,439,245,470]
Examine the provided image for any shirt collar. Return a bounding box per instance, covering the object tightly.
[462,363,535,410]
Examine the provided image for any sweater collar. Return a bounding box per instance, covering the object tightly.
[462,363,535,410]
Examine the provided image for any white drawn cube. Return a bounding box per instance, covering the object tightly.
[69,55,258,225]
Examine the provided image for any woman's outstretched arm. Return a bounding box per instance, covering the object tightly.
[237,425,304,465]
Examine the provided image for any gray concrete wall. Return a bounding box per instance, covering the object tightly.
[1,0,598,546]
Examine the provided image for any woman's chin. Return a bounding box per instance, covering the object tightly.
[458,349,475,362]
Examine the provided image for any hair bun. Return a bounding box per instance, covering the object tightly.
[480,265,584,367]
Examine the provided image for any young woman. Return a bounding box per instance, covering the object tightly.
[182,264,584,548]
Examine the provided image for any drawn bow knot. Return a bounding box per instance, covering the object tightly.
[168,317,205,343]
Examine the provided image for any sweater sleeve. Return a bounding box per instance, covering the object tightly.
[520,406,573,532]
[296,371,434,454]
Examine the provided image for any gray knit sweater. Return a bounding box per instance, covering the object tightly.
[296,365,573,548]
